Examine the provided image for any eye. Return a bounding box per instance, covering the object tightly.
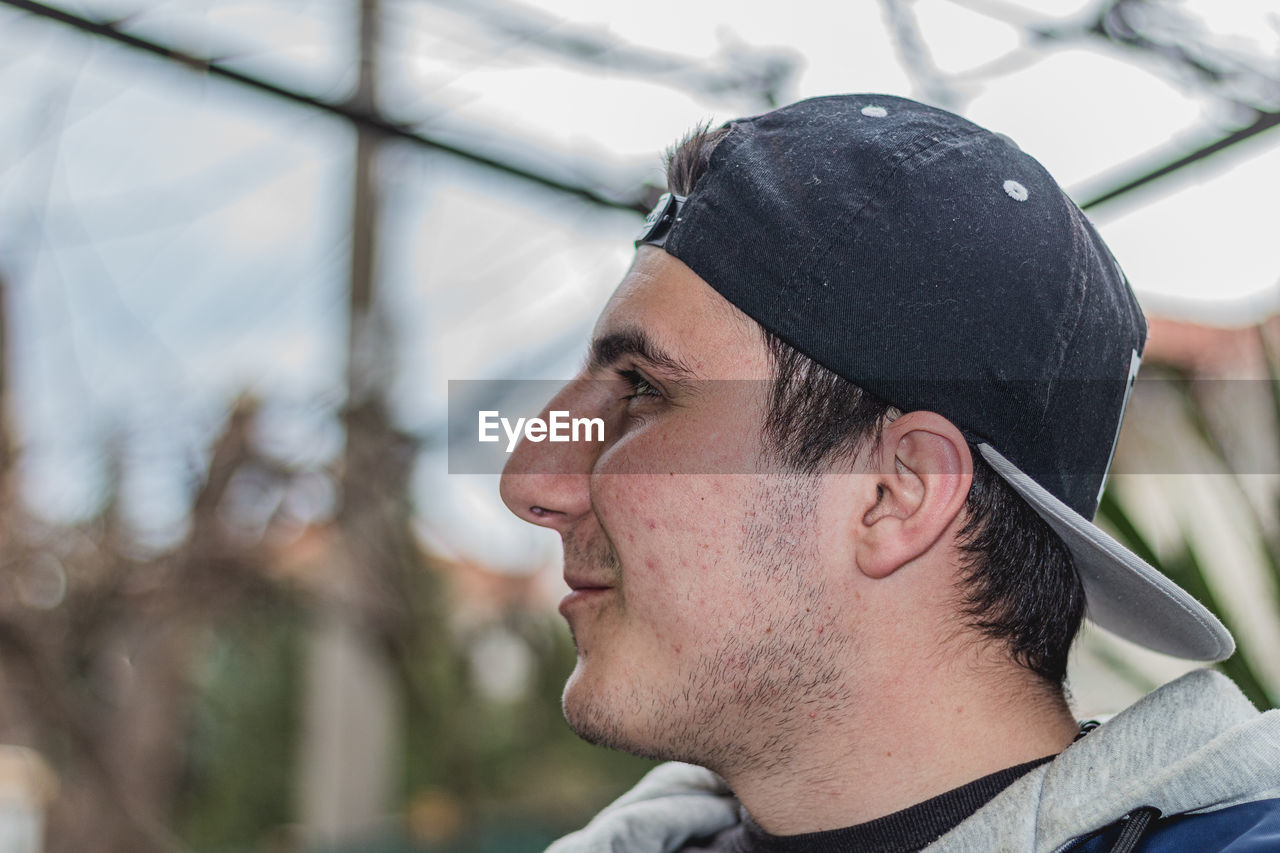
[617,368,663,402]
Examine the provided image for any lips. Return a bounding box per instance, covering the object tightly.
[559,538,620,618]
[560,567,615,616]
[565,575,614,592]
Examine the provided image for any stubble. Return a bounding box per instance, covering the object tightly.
[561,474,854,778]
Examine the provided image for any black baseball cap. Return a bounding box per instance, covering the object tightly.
[637,94,1233,662]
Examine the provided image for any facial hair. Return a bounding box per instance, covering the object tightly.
[560,474,854,779]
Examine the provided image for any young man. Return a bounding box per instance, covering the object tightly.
[499,95,1280,851]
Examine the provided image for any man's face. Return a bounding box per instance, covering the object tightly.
[500,248,857,773]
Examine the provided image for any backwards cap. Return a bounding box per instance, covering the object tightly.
[638,94,1232,662]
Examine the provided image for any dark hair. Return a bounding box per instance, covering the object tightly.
[664,124,1085,687]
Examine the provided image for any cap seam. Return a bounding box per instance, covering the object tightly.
[786,127,988,302]
[1026,193,1091,459]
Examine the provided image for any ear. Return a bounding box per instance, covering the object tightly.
[855,412,973,579]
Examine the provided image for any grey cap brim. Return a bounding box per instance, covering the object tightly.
[979,444,1235,662]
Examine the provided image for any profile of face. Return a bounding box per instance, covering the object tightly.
[500,247,861,775]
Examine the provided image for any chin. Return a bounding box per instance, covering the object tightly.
[560,665,716,768]
[562,666,656,759]
[561,666,622,746]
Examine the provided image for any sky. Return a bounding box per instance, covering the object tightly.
[0,0,1277,571]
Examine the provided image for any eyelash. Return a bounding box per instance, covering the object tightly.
[617,368,662,402]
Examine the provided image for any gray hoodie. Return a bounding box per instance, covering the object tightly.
[546,669,1280,852]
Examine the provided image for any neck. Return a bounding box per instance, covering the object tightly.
[714,657,1079,836]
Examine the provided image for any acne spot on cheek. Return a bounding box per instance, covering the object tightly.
[647,519,657,530]
[817,626,824,635]
[672,644,682,655]
[646,558,656,570]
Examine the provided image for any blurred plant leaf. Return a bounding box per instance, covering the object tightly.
[1097,337,1280,711]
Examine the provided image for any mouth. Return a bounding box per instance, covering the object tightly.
[565,576,614,592]
[558,579,614,617]
[558,535,621,617]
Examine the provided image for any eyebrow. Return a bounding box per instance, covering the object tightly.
[586,327,697,380]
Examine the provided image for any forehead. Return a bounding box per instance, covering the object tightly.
[591,247,771,380]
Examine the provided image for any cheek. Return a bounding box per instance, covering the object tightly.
[592,475,746,606]
[595,474,737,549]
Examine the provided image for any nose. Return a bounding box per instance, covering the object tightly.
[499,379,601,532]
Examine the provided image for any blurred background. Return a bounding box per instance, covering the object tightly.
[0,0,1277,850]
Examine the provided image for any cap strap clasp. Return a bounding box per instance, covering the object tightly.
[635,192,686,248]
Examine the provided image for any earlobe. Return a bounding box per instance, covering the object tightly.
[853,413,972,580]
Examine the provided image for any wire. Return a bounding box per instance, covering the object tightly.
[0,0,654,215]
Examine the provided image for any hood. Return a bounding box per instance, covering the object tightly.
[545,760,738,853]
[545,669,1280,853]
[936,668,1280,852]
